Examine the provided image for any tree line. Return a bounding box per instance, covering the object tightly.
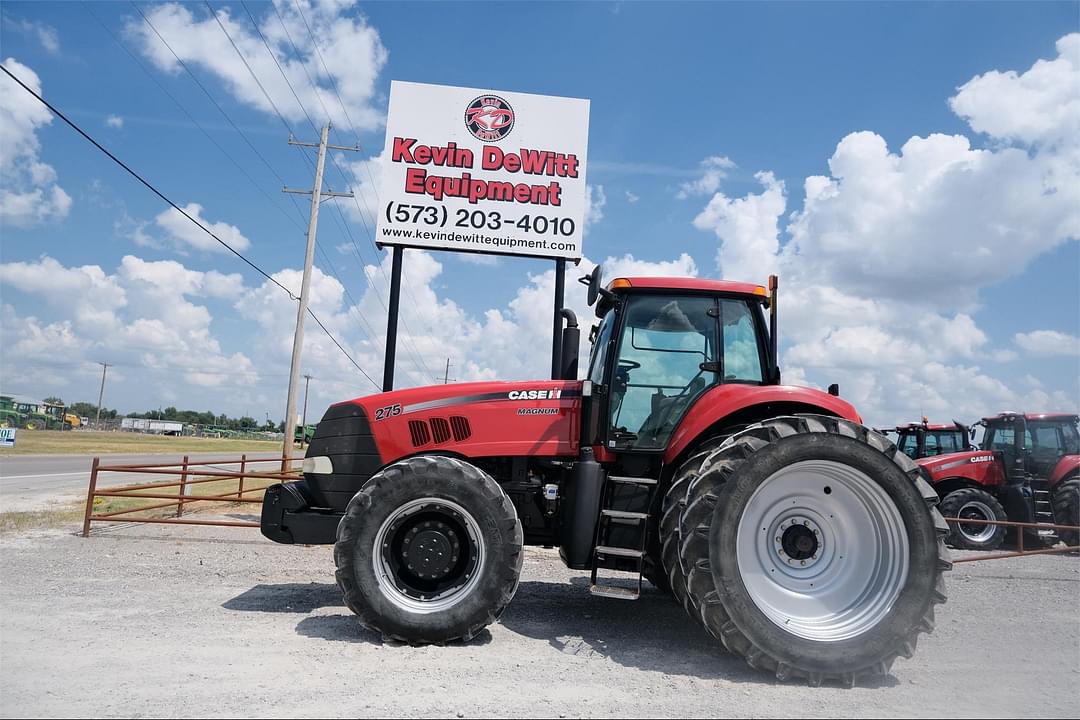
[45,398,282,431]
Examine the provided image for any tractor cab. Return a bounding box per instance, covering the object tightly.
[578,268,777,463]
[894,419,972,459]
[978,412,1080,501]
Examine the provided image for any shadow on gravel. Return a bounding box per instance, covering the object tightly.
[222,578,901,687]
[500,577,900,688]
[221,582,494,647]
[224,582,343,613]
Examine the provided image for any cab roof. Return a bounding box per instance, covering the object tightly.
[896,422,958,431]
[608,277,767,297]
[982,412,1080,424]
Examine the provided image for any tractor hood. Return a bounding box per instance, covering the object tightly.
[339,378,584,462]
[916,449,1005,487]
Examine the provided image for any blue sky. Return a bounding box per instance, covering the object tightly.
[1,1,1077,426]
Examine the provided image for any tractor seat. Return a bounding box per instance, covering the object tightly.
[638,376,707,440]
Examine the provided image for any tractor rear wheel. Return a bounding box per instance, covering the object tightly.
[1051,477,1080,548]
[334,455,523,644]
[657,437,725,612]
[678,415,950,686]
[938,487,1007,551]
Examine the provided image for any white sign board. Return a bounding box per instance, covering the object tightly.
[376,81,590,261]
[0,428,15,447]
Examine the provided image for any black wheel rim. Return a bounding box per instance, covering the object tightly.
[374,498,483,611]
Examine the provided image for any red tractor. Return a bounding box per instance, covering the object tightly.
[916,412,1080,551]
[261,269,950,685]
[888,419,973,460]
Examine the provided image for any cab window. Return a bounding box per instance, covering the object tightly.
[609,295,718,450]
[899,432,919,458]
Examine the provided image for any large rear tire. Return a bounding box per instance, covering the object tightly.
[334,455,523,643]
[678,415,950,686]
[938,487,1007,551]
[1051,477,1080,548]
[657,437,725,612]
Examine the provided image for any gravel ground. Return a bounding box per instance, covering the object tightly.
[1,520,1077,718]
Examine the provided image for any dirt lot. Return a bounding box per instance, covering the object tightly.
[1,520,1077,719]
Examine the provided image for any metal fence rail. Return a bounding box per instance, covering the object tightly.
[82,455,302,536]
[944,515,1079,562]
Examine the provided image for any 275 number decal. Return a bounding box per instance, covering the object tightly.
[374,404,402,421]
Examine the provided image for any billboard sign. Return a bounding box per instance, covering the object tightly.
[376,81,590,262]
[0,428,15,448]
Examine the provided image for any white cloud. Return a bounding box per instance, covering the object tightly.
[692,171,784,282]
[676,155,735,198]
[625,190,640,204]
[950,33,1079,147]
[105,114,124,129]
[0,58,71,228]
[153,203,252,253]
[126,1,387,131]
[0,256,259,404]
[1014,330,1080,356]
[5,17,60,55]
[585,184,606,228]
[687,34,1079,426]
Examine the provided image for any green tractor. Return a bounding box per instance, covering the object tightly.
[0,396,23,429]
[294,423,316,446]
[11,400,55,430]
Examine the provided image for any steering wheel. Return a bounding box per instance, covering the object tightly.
[618,359,641,371]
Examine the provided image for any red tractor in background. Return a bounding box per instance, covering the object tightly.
[261,268,950,686]
[916,412,1080,551]
[888,419,973,460]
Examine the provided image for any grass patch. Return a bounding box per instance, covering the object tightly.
[1,430,288,456]
[0,506,85,534]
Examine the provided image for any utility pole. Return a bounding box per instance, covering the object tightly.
[436,358,455,385]
[281,123,356,465]
[94,362,110,429]
[301,374,312,447]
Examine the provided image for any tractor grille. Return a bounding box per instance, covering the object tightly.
[408,420,431,447]
[407,416,472,447]
[431,417,451,444]
[450,415,472,441]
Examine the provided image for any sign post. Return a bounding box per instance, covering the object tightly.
[375,81,590,389]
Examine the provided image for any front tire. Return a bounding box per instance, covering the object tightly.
[334,455,523,643]
[938,487,1007,551]
[678,415,950,686]
[1051,477,1080,548]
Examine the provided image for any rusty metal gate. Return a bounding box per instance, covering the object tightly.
[81,455,302,536]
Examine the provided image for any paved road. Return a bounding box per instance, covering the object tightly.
[0,452,283,511]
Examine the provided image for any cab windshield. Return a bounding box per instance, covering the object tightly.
[606,294,764,450]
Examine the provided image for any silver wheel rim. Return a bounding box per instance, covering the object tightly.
[372,497,485,614]
[956,500,997,543]
[736,459,910,642]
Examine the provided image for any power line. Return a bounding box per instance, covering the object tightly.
[280,6,439,380]
[130,2,300,199]
[0,62,376,390]
[82,1,308,236]
[233,2,432,383]
[1,63,291,294]
[208,2,417,381]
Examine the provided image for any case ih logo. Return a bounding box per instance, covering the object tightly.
[465,95,515,142]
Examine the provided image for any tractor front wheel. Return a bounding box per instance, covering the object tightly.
[1051,477,1080,548]
[677,415,950,686]
[938,487,1007,551]
[334,455,523,644]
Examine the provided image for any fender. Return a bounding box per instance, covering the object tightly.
[1049,455,1080,488]
[665,384,861,464]
[916,450,1006,488]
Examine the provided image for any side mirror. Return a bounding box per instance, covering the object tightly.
[587,265,603,306]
